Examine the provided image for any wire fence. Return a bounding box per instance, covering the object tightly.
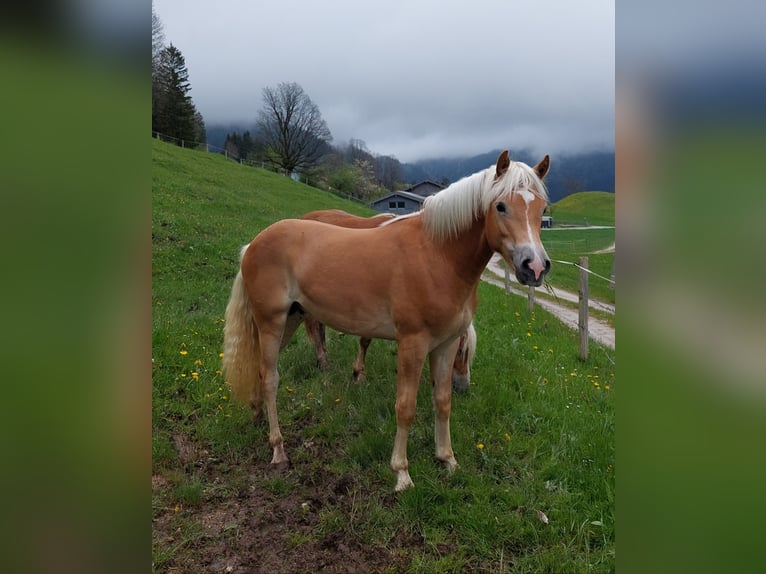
[551,258,615,286]
[505,254,615,358]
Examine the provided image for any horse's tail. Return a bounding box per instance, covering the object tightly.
[465,320,477,371]
[222,246,261,407]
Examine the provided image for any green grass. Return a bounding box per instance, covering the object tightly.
[152,138,614,572]
[542,228,615,305]
[549,191,614,226]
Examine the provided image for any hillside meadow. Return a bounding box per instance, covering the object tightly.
[152,139,615,572]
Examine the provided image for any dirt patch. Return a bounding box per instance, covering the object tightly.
[483,254,615,349]
[153,435,424,573]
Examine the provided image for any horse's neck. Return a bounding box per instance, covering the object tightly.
[441,215,494,288]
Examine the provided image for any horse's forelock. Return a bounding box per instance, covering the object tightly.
[423,160,547,241]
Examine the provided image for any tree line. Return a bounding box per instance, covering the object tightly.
[152,8,206,146]
[152,7,405,200]
[223,122,405,199]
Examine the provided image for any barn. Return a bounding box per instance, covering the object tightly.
[371,180,445,214]
[370,191,427,215]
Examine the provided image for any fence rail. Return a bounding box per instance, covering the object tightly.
[503,255,614,359]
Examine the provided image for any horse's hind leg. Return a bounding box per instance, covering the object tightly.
[430,338,461,473]
[257,318,290,469]
[280,304,305,352]
[451,332,470,392]
[304,314,329,370]
[352,337,372,382]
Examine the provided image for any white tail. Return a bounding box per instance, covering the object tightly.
[222,267,261,407]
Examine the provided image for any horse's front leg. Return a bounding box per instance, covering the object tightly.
[430,338,461,473]
[390,336,428,491]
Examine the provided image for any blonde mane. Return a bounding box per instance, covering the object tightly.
[421,160,549,241]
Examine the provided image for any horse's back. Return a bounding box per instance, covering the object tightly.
[301,209,395,228]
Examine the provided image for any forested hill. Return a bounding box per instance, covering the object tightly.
[402,149,614,202]
[207,123,613,203]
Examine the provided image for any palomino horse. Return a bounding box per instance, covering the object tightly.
[299,209,477,390]
[223,150,550,491]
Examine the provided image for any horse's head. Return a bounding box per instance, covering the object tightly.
[485,150,551,287]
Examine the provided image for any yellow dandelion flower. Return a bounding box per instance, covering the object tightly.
[570,372,577,377]
[218,352,224,358]
[526,332,532,337]
[191,371,199,380]
[605,385,611,391]
[180,373,187,378]
[334,398,341,404]
[222,395,227,400]
[504,433,511,441]
[476,443,485,450]
[174,504,180,512]
[533,345,538,350]
[180,350,188,356]
[287,386,294,393]
[194,359,203,366]
[548,349,553,353]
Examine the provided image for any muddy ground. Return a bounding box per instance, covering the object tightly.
[152,432,468,574]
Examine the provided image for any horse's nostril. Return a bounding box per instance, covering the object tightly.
[544,259,551,272]
[522,258,532,269]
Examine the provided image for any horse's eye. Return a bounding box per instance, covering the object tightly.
[496,202,507,213]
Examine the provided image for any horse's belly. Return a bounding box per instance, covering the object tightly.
[306,302,397,340]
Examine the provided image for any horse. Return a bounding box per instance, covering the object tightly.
[223,150,550,491]
[299,209,477,391]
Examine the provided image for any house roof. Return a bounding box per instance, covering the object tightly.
[371,190,427,205]
[406,180,444,196]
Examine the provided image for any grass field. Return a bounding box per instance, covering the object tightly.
[549,192,615,226]
[541,228,615,305]
[152,139,615,572]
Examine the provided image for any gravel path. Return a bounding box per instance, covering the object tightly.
[483,254,615,349]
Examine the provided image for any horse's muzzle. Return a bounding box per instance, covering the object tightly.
[513,247,551,287]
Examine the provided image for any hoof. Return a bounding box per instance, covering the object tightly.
[352,370,366,383]
[271,459,290,473]
[394,470,415,492]
[451,374,470,392]
[444,458,459,475]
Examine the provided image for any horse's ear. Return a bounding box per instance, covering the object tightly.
[534,155,550,179]
[495,150,511,178]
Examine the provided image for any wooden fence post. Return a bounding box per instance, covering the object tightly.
[578,256,589,360]
[527,285,535,312]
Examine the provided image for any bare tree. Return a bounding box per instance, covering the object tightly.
[256,82,332,175]
[152,6,165,70]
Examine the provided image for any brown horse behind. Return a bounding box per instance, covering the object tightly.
[299,209,477,390]
[223,151,550,490]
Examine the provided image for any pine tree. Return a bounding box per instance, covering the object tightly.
[152,44,204,145]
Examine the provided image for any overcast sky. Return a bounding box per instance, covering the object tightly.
[153,0,614,162]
